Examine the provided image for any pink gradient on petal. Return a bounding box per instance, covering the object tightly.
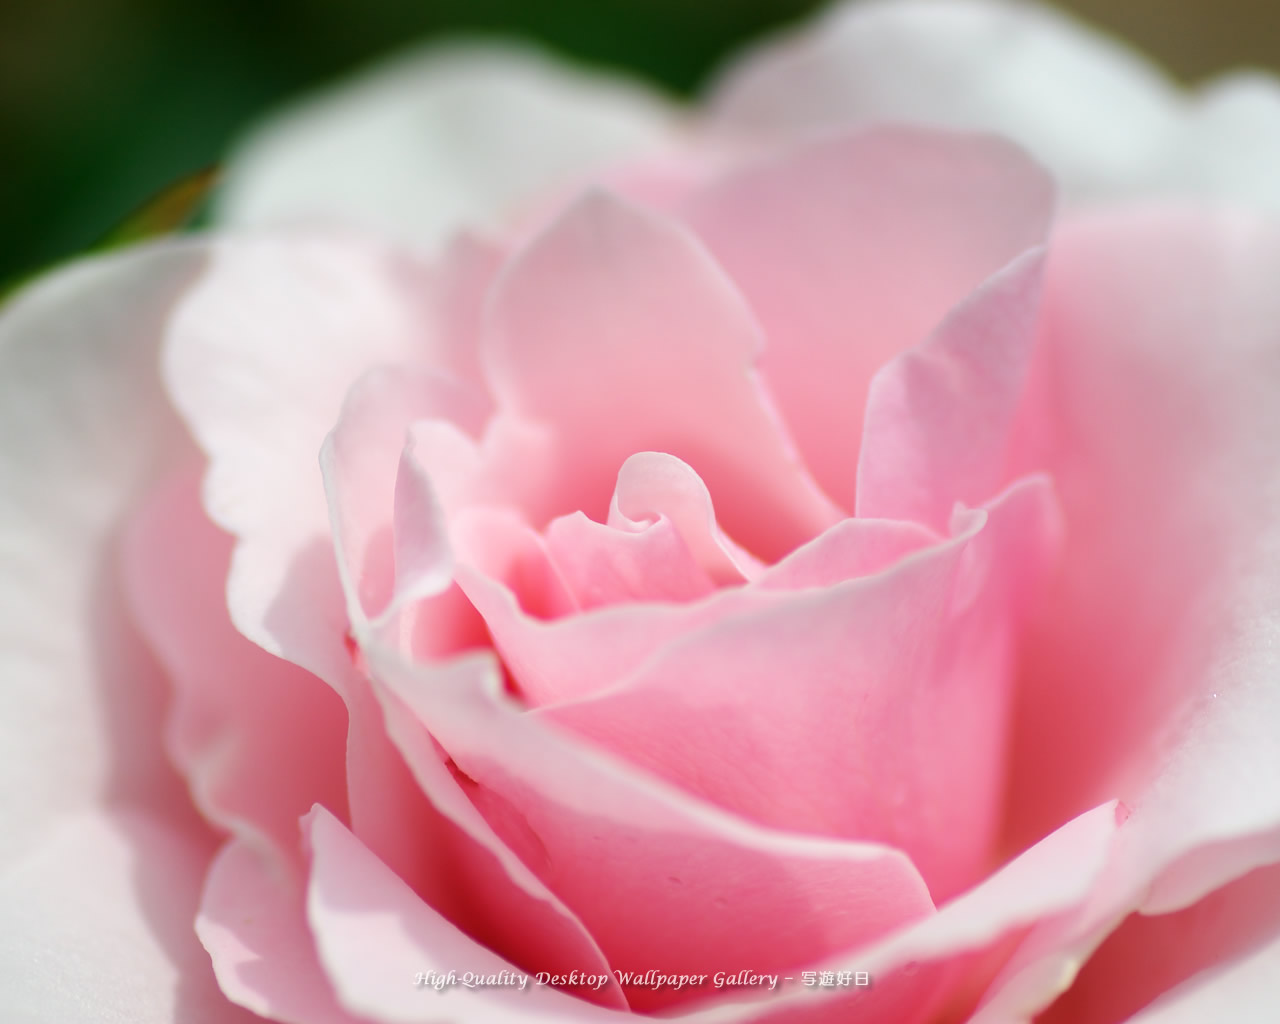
[545,511,717,609]
[680,126,1054,511]
[857,247,1046,531]
[1040,860,1280,1024]
[367,643,935,1015]
[481,189,842,559]
[122,468,349,861]
[303,806,629,1023]
[197,838,366,1024]
[542,475,1062,902]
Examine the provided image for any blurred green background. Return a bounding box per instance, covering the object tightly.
[2,0,1277,282]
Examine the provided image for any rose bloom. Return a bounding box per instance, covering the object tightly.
[3,2,1280,1023]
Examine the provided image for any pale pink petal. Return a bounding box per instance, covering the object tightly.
[0,242,205,863]
[544,511,717,610]
[219,42,677,250]
[679,126,1053,511]
[978,209,1280,1017]
[457,508,940,708]
[164,235,436,685]
[1122,929,1280,1024]
[369,679,626,1008]
[707,0,1280,212]
[856,247,1045,530]
[0,808,257,1024]
[318,365,488,624]
[1039,862,1280,1023]
[705,0,1182,202]
[304,806,628,1023]
[198,837,367,1024]
[609,452,764,583]
[481,189,842,559]
[164,237,475,900]
[364,641,935,1015]
[0,243,248,1021]
[542,476,1061,902]
[123,468,349,861]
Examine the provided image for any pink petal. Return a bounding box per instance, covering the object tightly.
[608,452,764,584]
[164,235,436,685]
[679,126,1053,511]
[365,641,935,1015]
[856,247,1045,531]
[542,475,1061,902]
[457,505,940,708]
[980,208,1280,1016]
[1122,929,1280,1024]
[481,189,842,560]
[198,837,366,1024]
[304,806,627,1023]
[544,511,717,610]
[123,468,350,861]
[369,678,626,1008]
[1039,861,1280,1023]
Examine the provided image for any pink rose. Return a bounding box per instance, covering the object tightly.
[3,3,1280,1024]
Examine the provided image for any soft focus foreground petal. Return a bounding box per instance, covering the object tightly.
[218,42,677,250]
[482,189,842,560]
[123,469,349,862]
[164,235,433,684]
[984,209,1280,1018]
[544,476,1060,902]
[707,0,1181,203]
[708,0,1280,211]
[680,127,1053,512]
[0,808,260,1024]
[304,806,627,1024]
[199,837,368,1024]
[1038,861,1280,1023]
[857,247,1045,530]
[0,241,203,860]
[0,244,247,1021]
[1158,73,1280,211]
[1122,929,1280,1024]
[366,644,936,1014]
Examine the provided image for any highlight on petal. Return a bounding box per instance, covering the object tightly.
[680,126,1054,512]
[218,42,677,249]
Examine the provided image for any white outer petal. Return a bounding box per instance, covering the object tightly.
[217,42,681,250]
[0,243,248,1021]
[708,0,1280,210]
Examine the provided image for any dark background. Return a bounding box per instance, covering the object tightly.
[2,0,1277,282]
